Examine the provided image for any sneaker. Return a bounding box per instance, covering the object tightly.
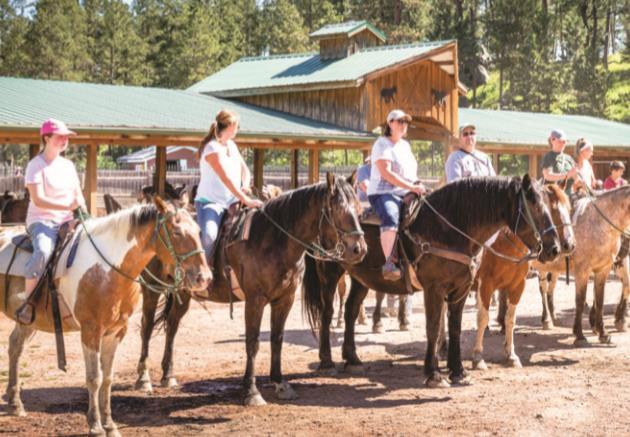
[382,260,402,281]
[15,303,34,325]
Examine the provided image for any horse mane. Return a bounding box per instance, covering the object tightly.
[544,183,570,210]
[573,184,630,221]
[412,176,521,246]
[84,204,158,238]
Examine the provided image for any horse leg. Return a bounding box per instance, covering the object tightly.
[6,324,36,416]
[436,311,448,361]
[81,330,105,436]
[504,281,525,368]
[423,286,449,388]
[398,295,411,331]
[539,272,553,330]
[358,299,367,326]
[447,291,471,385]
[318,267,343,373]
[342,279,369,370]
[573,274,589,347]
[243,295,267,406]
[161,293,191,388]
[336,275,346,328]
[497,290,507,334]
[270,293,298,400]
[548,273,559,324]
[593,270,612,344]
[614,257,629,332]
[135,289,159,393]
[372,292,385,333]
[472,280,492,371]
[99,333,123,437]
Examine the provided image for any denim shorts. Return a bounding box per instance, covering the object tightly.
[368,193,402,231]
[24,221,60,279]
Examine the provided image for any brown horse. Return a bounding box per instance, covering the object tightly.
[534,185,630,345]
[135,174,367,405]
[0,198,211,436]
[471,184,575,369]
[138,181,190,209]
[304,175,561,387]
[0,191,28,224]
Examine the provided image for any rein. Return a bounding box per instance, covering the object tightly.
[577,175,630,238]
[76,208,203,302]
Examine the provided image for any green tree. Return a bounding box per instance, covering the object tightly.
[258,0,309,54]
[0,0,29,76]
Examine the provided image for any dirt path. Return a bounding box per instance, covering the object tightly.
[1,276,629,436]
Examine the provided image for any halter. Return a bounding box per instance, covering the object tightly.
[511,188,553,261]
[77,207,204,302]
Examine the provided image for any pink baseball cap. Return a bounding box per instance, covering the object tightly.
[40,118,76,136]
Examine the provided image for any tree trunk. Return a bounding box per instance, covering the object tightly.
[394,0,401,25]
[603,1,611,68]
[498,62,504,110]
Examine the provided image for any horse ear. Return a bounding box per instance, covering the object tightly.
[522,173,532,191]
[557,177,568,191]
[347,170,357,187]
[326,172,336,194]
[154,195,168,214]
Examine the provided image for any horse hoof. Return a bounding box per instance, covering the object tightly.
[344,363,365,375]
[7,403,26,417]
[244,393,267,406]
[599,335,614,345]
[399,323,410,332]
[317,364,338,376]
[106,428,121,437]
[425,375,450,388]
[450,373,473,386]
[573,338,589,348]
[88,425,106,437]
[372,323,384,334]
[161,377,178,388]
[615,320,627,332]
[542,321,554,331]
[274,381,298,400]
[472,359,487,371]
[134,380,153,393]
[506,356,522,368]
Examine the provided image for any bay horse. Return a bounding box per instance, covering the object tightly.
[471,184,575,370]
[135,174,367,405]
[303,175,561,387]
[534,185,630,345]
[0,198,210,436]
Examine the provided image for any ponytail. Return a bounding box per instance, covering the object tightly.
[198,109,240,158]
[198,122,218,158]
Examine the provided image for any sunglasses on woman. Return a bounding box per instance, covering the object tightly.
[394,119,409,125]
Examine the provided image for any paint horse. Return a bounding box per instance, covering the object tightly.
[471,184,575,370]
[303,175,561,387]
[0,198,210,436]
[135,174,367,405]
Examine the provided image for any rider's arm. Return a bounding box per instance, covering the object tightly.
[205,153,255,205]
[27,183,77,211]
[375,159,423,193]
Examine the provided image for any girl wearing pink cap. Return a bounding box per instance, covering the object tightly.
[15,119,86,324]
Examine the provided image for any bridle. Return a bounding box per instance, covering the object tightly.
[512,187,555,261]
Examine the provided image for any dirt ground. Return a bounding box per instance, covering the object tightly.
[1,275,629,436]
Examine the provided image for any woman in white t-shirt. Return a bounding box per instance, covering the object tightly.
[195,109,263,264]
[16,118,86,324]
[367,109,426,280]
[573,138,597,194]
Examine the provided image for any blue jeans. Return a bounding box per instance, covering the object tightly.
[25,221,59,279]
[368,193,402,231]
[195,201,226,262]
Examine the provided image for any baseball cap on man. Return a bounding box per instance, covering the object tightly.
[386,109,412,123]
[40,118,76,136]
[549,129,566,141]
[459,123,476,134]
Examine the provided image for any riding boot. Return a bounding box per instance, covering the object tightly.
[382,257,402,281]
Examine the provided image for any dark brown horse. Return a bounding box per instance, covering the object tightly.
[0,191,28,224]
[136,174,367,405]
[303,175,561,388]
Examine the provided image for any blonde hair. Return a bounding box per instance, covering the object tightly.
[198,109,240,157]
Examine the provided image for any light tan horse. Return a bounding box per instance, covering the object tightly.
[535,185,630,345]
[0,198,210,436]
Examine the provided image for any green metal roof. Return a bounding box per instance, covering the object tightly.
[309,20,387,42]
[188,40,454,96]
[460,108,630,149]
[0,77,372,142]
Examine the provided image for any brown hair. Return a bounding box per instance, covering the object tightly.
[198,109,240,157]
[574,137,592,158]
[383,122,393,137]
[38,134,52,153]
[610,160,625,171]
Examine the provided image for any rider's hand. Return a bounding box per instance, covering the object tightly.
[412,183,427,195]
[69,198,81,210]
[566,167,578,179]
[243,197,263,208]
[242,186,253,195]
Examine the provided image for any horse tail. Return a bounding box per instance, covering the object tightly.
[302,255,323,335]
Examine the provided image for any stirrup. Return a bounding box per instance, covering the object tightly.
[15,302,35,325]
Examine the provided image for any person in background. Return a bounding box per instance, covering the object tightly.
[604,160,627,190]
[541,129,578,193]
[572,138,597,194]
[445,124,495,182]
[356,156,371,203]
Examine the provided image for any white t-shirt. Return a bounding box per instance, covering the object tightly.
[25,155,81,227]
[195,140,243,207]
[445,149,496,182]
[577,160,595,189]
[367,136,418,197]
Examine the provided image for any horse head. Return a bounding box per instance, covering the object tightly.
[318,172,367,265]
[544,184,576,255]
[513,174,561,263]
[152,196,211,293]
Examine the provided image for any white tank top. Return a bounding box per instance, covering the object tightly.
[195,139,243,207]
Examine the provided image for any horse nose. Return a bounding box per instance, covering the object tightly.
[563,241,575,253]
[549,244,560,258]
[196,271,211,287]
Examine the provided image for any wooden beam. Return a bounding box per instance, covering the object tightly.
[84,144,98,216]
[29,143,40,159]
[153,145,167,197]
[253,148,265,189]
[290,149,299,189]
[308,149,320,184]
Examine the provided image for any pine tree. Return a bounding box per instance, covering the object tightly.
[0,0,29,76]
[258,0,309,54]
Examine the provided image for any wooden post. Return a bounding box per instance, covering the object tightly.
[493,153,500,174]
[290,149,299,189]
[153,145,167,197]
[362,149,370,161]
[253,148,265,189]
[84,144,98,216]
[529,153,539,179]
[29,143,40,159]
[308,149,320,184]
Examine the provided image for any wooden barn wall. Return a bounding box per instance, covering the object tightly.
[238,86,366,131]
[365,60,457,136]
[318,30,382,60]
